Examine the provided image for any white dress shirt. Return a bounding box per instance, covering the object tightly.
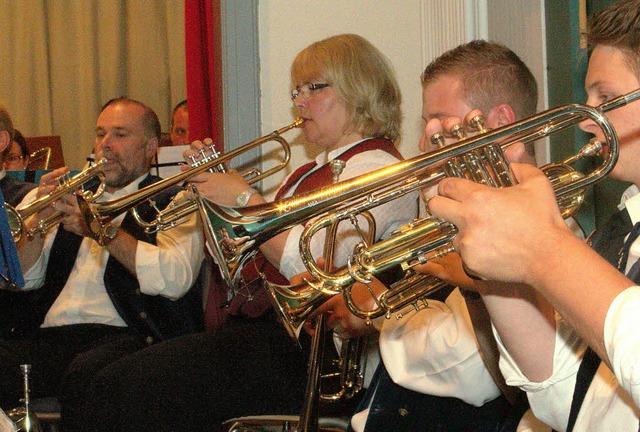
[379,288,501,404]
[277,139,419,280]
[496,184,640,431]
[19,173,204,327]
[350,288,503,432]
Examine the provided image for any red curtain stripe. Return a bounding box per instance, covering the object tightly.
[185,0,226,332]
[184,0,224,148]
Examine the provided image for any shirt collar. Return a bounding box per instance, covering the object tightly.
[0,168,6,181]
[314,138,370,166]
[100,173,149,201]
[620,184,640,225]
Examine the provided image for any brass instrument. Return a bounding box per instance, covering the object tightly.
[6,365,43,432]
[226,160,370,432]
[295,91,640,320]
[197,90,640,292]
[80,119,301,237]
[7,158,107,241]
[266,210,377,339]
[297,160,348,431]
[298,160,370,431]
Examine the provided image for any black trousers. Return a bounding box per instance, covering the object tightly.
[349,362,526,432]
[75,313,310,432]
[0,324,144,413]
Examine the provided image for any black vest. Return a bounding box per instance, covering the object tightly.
[1,174,204,342]
[0,175,37,207]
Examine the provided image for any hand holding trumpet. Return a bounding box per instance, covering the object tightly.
[181,139,264,207]
[291,257,384,339]
[427,162,572,285]
[416,109,531,288]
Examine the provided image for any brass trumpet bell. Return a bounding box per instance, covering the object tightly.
[7,158,108,242]
[78,119,301,240]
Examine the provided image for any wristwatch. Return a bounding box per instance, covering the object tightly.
[97,224,119,247]
[236,188,258,207]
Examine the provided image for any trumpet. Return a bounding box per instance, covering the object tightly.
[79,119,301,237]
[266,210,378,339]
[7,158,107,242]
[198,90,640,292]
[292,91,640,321]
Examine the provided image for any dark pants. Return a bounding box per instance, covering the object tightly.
[350,362,526,432]
[0,324,144,412]
[75,313,310,432]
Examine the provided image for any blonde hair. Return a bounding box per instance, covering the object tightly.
[291,34,402,142]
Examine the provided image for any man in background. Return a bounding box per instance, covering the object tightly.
[169,99,189,146]
[4,129,30,171]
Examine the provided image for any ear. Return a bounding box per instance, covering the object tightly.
[145,136,159,160]
[485,104,516,128]
[0,130,11,153]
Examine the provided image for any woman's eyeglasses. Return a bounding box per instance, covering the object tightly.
[291,83,330,101]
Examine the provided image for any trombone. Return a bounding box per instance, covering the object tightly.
[7,158,107,242]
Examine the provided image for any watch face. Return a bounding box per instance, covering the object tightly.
[237,193,249,207]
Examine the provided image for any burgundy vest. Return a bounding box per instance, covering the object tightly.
[204,138,401,328]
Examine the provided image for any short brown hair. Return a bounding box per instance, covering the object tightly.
[291,34,402,142]
[584,0,640,78]
[421,40,538,119]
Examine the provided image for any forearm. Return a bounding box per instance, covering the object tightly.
[103,229,138,275]
[134,214,205,299]
[16,214,50,274]
[479,283,556,382]
[526,228,633,367]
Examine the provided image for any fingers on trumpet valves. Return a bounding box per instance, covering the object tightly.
[442,117,466,140]
[428,117,469,148]
[449,123,466,141]
[430,132,446,149]
[464,110,487,134]
[183,138,215,164]
[424,110,487,152]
